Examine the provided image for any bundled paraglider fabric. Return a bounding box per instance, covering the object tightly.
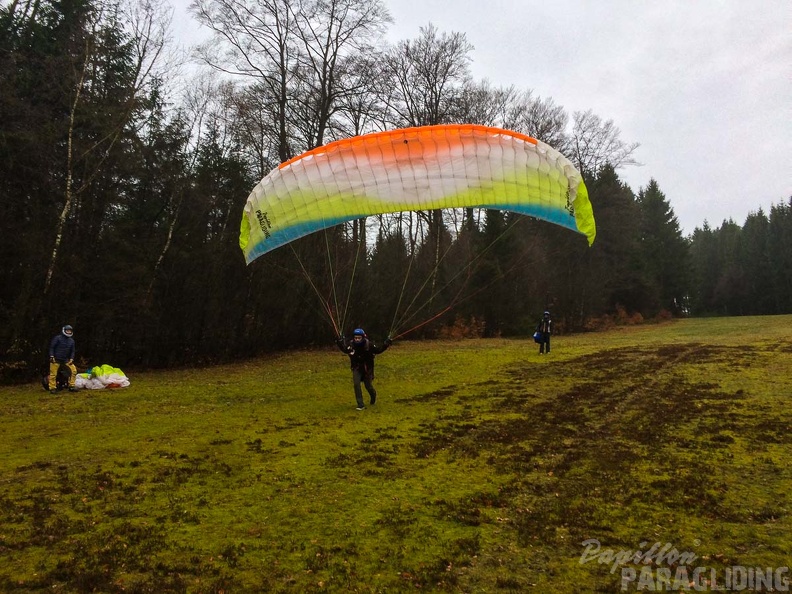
[75,364,130,390]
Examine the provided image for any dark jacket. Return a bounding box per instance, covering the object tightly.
[537,317,552,335]
[49,334,76,362]
[336,336,389,377]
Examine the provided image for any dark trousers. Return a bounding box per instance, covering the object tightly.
[352,369,376,407]
[539,333,550,354]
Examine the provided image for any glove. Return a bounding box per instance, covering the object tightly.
[384,336,392,347]
[335,336,344,348]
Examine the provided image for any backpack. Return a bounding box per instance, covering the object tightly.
[42,365,71,391]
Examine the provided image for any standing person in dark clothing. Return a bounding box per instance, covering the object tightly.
[336,328,392,410]
[536,311,552,355]
[48,325,78,393]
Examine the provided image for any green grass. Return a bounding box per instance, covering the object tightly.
[1,316,791,593]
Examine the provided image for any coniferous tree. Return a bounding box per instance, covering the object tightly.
[468,209,512,336]
[636,179,690,315]
[689,222,719,315]
[85,85,193,364]
[767,198,792,313]
[688,199,792,317]
[580,166,646,317]
[0,0,167,377]
[739,209,773,314]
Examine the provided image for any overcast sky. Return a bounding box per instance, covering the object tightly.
[172,0,791,235]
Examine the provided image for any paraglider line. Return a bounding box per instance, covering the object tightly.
[339,225,364,335]
[392,304,455,340]
[388,213,524,338]
[289,244,340,336]
[389,233,419,337]
[323,228,343,333]
[388,226,459,336]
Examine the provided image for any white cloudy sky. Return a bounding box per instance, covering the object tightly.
[170,0,791,234]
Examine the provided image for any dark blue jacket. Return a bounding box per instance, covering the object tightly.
[536,317,552,334]
[49,334,75,362]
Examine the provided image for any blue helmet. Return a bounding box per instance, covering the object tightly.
[353,328,366,337]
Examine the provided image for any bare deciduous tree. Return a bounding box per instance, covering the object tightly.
[569,109,639,176]
[289,0,390,148]
[382,23,473,128]
[328,50,389,138]
[502,90,568,149]
[192,0,297,161]
[450,80,517,128]
[191,0,390,159]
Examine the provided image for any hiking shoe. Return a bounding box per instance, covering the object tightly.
[369,399,376,406]
[49,389,58,394]
[356,406,365,411]
[68,387,79,392]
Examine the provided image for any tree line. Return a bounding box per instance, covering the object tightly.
[1,0,789,383]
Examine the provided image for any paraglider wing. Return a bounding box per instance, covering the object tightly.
[239,124,596,264]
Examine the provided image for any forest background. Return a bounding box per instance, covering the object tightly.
[1,0,791,383]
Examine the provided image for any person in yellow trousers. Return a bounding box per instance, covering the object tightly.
[48,324,79,393]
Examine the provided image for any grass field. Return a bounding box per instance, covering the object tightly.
[1,316,791,593]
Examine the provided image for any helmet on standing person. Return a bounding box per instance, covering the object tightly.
[62,325,74,337]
